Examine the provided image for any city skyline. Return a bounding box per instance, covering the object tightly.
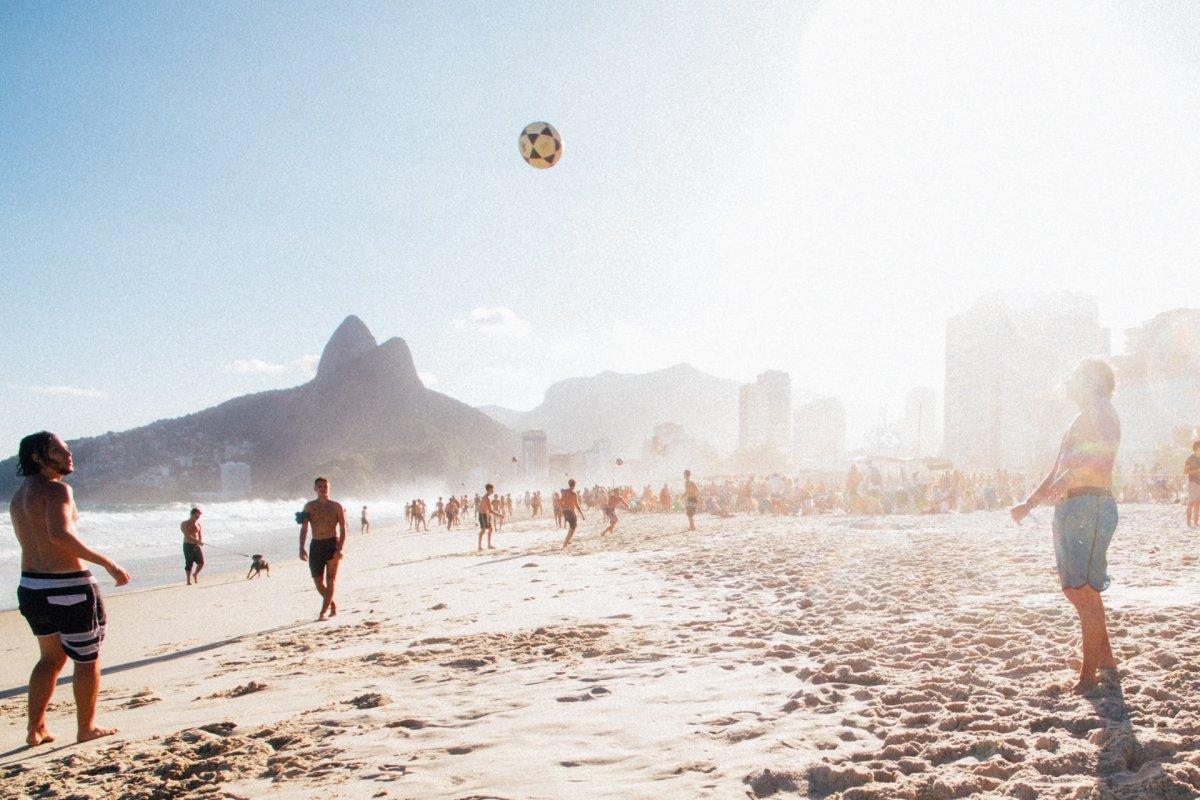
[5,3,1200,456]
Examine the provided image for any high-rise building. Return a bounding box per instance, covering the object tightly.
[219,461,252,498]
[521,429,549,483]
[739,370,792,459]
[793,398,846,469]
[1113,309,1200,462]
[943,293,1110,470]
[903,387,938,457]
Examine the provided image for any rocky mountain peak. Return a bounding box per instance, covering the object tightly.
[316,315,378,378]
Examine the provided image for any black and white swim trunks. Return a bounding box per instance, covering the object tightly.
[17,570,107,662]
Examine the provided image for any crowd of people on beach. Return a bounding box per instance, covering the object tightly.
[8,357,1200,754]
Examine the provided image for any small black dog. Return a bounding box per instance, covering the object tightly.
[246,554,270,579]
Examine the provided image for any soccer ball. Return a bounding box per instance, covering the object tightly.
[519,122,562,169]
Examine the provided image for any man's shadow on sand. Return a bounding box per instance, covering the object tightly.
[1084,678,1171,795]
[0,619,312,762]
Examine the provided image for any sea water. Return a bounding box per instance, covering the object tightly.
[0,497,408,609]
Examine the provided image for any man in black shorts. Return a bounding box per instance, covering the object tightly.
[561,478,586,548]
[10,431,131,745]
[600,487,631,536]
[299,477,347,621]
[181,507,204,585]
[478,484,502,550]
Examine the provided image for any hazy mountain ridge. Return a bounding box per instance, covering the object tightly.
[0,316,516,501]
[479,363,740,454]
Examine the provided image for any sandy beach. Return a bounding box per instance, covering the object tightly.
[2,506,1199,799]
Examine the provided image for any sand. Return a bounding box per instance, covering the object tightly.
[2,506,1199,799]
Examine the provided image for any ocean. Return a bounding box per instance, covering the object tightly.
[0,497,409,610]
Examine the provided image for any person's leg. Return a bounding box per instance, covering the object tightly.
[72,658,117,742]
[313,576,330,619]
[27,635,67,745]
[1063,586,1104,690]
[193,554,203,582]
[324,557,341,617]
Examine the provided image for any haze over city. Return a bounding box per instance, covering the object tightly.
[5,4,1200,799]
[4,1,1200,452]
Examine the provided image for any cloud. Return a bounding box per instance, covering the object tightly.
[9,384,107,399]
[454,307,532,338]
[229,354,319,378]
[418,371,438,385]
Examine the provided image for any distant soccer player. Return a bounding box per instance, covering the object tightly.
[478,484,503,550]
[600,487,631,536]
[298,477,346,621]
[683,469,700,531]
[1186,441,1200,528]
[561,479,586,547]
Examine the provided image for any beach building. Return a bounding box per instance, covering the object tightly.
[943,293,1110,471]
[1114,309,1200,463]
[739,371,792,457]
[521,429,549,483]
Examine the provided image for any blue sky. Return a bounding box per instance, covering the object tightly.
[3,1,1199,453]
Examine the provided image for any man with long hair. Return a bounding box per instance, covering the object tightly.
[10,431,130,745]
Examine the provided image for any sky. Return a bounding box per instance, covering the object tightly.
[2,0,1200,453]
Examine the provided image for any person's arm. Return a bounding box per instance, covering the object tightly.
[196,521,203,547]
[299,506,310,560]
[45,483,129,586]
[336,504,347,556]
[1011,433,1067,524]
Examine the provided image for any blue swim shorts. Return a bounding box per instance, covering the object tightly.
[1052,493,1118,592]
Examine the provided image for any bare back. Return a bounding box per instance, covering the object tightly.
[10,477,84,574]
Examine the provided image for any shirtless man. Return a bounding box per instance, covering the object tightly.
[683,469,701,531]
[600,487,631,536]
[181,507,204,585]
[1185,441,1200,528]
[434,497,446,526]
[1011,359,1121,693]
[10,431,130,746]
[552,491,563,528]
[446,495,460,529]
[298,477,346,621]
[414,499,427,532]
[360,506,370,535]
[478,484,502,550]
[561,479,586,547]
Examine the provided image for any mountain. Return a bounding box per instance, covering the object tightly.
[479,363,740,455]
[0,316,517,501]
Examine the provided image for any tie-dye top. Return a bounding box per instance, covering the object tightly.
[1056,398,1121,491]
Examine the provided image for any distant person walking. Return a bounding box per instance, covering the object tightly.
[1011,359,1121,693]
[683,470,700,531]
[10,431,131,746]
[1185,441,1200,528]
[561,479,585,547]
[298,477,346,621]
[360,506,370,535]
[181,507,204,584]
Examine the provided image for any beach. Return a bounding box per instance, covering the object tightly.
[2,506,1199,799]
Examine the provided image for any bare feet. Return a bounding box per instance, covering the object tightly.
[329,601,337,617]
[26,725,56,746]
[487,545,496,550]
[77,725,118,743]
[1071,678,1100,695]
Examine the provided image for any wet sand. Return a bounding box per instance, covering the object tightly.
[1,506,1198,799]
